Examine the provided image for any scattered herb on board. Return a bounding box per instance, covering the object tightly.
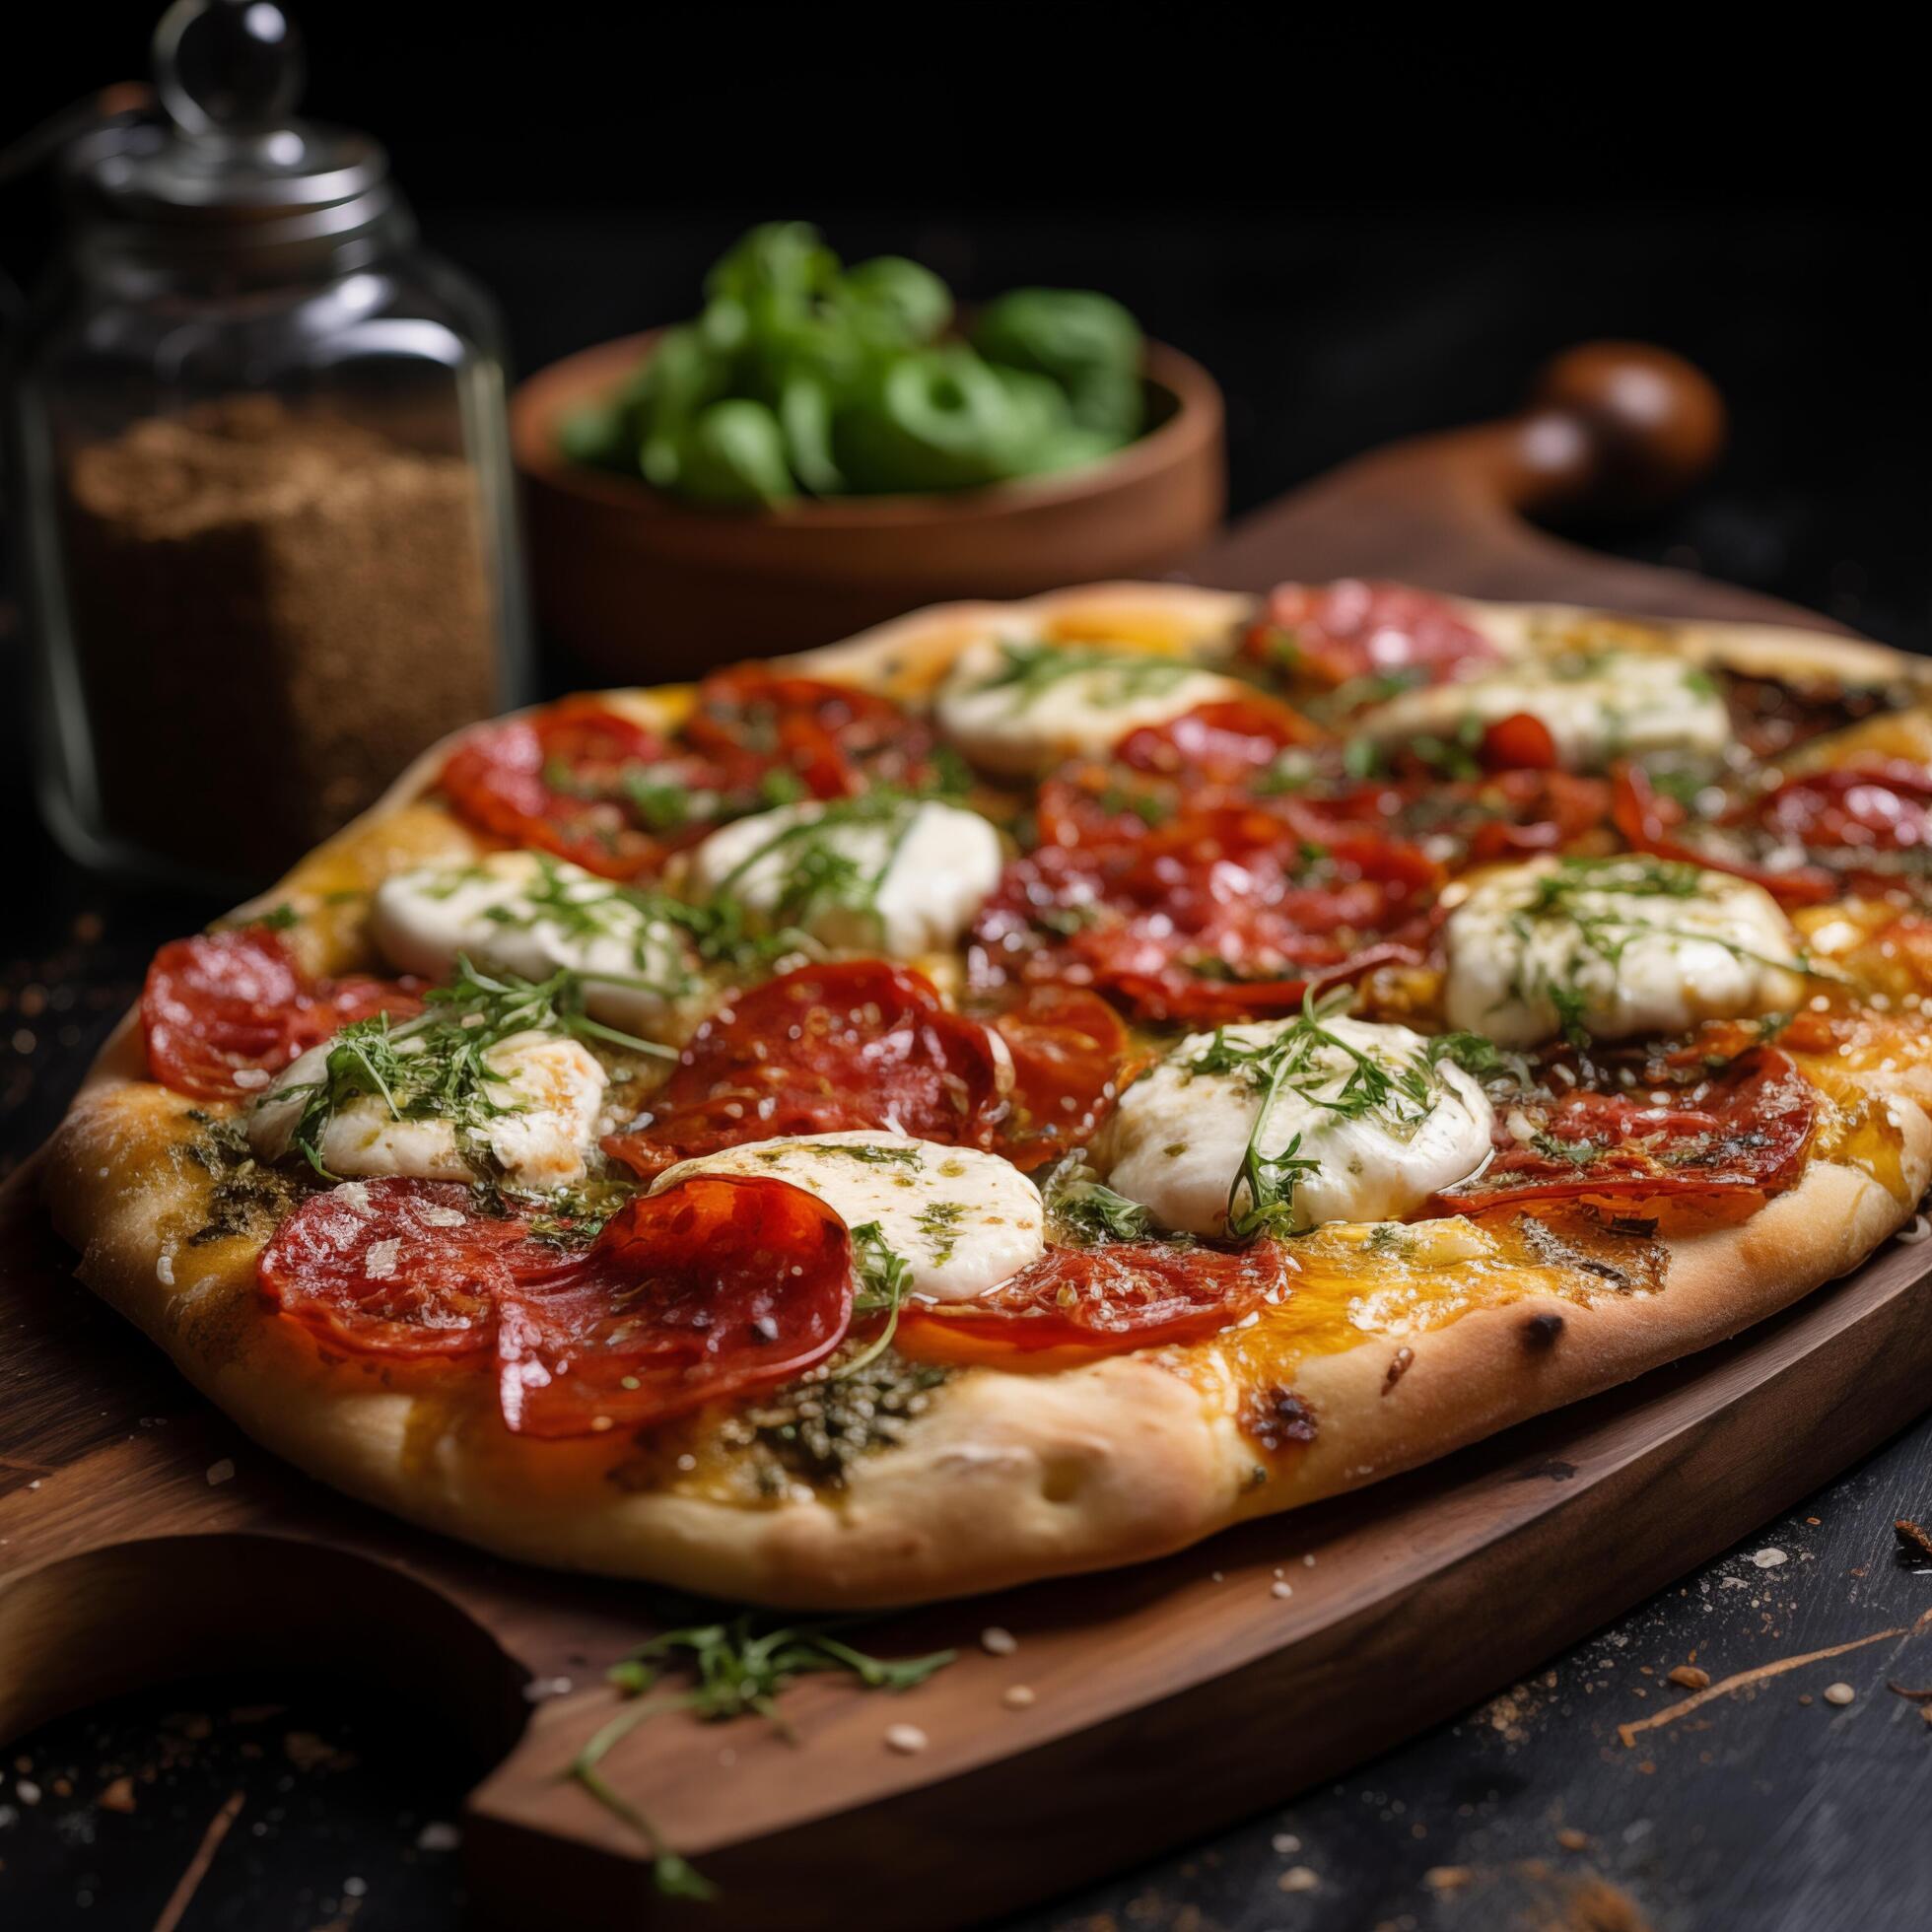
[567,1615,956,1897]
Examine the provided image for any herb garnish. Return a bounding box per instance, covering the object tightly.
[835,1222,915,1380]
[972,640,1196,711]
[705,789,924,953]
[1189,990,1439,1239]
[281,958,672,1181]
[1043,1156,1165,1245]
[1499,856,1829,1049]
[568,1615,956,1897]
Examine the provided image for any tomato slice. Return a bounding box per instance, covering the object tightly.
[143,929,422,1102]
[1430,1048,1816,1221]
[1240,580,1497,691]
[1481,711,1560,772]
[979,984,1133,1166]
[687,667,942,798]
[603,959,1007,1179]
[498,1174,854,1436]
[258,1178,561,1358]
[895,1239,1294,1366]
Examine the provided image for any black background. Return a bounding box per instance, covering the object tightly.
[3,9,1929,1931]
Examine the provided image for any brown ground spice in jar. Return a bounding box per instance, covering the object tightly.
[60,395,503,881]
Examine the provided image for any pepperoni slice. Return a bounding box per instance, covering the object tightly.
[603,960,1008,1179]
[1757,762,1932,856]
[143,929,422,1102]
[258,1178,559,1358]
[687,667,942,798]
[497,1175,854,1436]
[895,1239,1294,1367]
[259,1174,854,1436]
[1431,1048,1816,1222]
[979,984,1133,1166]
[972,808,1441,1022]
[1240,580,1497,692]
[1611,764,1838,907]
[439,698,767,881]
[1114,695,1319,783]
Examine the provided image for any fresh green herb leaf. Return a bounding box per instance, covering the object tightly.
[567,1613,956,1895]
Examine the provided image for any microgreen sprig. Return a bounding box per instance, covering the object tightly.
[567,1614,956,1898]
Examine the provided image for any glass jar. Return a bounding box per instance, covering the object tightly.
[8,0,529,891]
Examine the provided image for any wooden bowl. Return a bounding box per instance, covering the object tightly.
[510,330,1226,681]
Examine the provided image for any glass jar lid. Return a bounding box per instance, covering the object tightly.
[68,0,390,241]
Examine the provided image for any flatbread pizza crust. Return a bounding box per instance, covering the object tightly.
[43,583,1932,1607]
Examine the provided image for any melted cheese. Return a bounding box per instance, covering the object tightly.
[682,796,1001,958]
[1444,856,1805,1048]
[372,851,700,1040]
[1098,1015,1493,1237]
[248,1028,606,1191]
[1361,650,1732,771]
[652,1131,1044,1303]
[933,637,1243,777]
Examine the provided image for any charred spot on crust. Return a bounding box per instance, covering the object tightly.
[1521,1311,1565,1351]
[1242,1385,1318,1454]
[1382,1346,1414,1397]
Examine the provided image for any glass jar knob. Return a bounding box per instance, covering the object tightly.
[153,0,306,139]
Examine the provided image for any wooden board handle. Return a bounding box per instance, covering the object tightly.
[1490,341,1727,519]
[1188,337,1842,631]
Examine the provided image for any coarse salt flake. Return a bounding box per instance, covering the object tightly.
[884,1723,929,1755]
[364,1239,401,1280]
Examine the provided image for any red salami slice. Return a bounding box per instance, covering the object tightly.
[687,667,943,798]
[439,698,768,881]
[143,929,422,1102]
[260,1174,854,1436]
[972,807,1440,1022]
[979,984,1133,1165]
[258,1178,559,1357]
[1612,764,1839,907]
[896,1239,1294,1365]
[603,960,1008,1179]
[1241,580,1498,691]
[498,1174,854,1436]
[1430,1048,1816,1222]
[1757,762,1932,858]
[1113,695,1318,784]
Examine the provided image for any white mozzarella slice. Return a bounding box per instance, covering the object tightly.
[1359,650,1732,771]
[1443,856,1805,1048]
[248,1028,606,1191]
[683,796,1002,958]
[933,636,1244,778]
[372,851,699,1040]
[652,1131,1044,1304]
[1098,1015,1492,1237]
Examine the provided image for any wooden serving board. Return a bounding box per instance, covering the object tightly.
[3,342,1921,1930]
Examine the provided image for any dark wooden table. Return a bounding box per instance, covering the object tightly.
[2,205,1927,1932]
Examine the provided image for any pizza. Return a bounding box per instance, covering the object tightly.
[45,579,1932,1608]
